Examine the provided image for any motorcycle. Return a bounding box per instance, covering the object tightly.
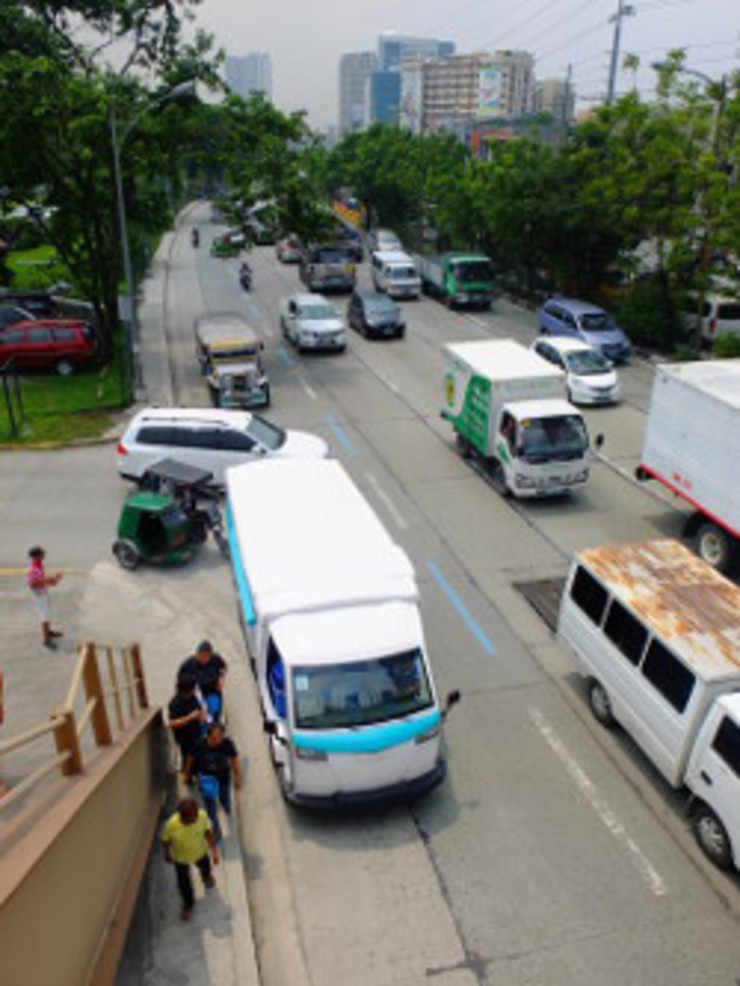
[191,228,200,248]
[239,262,252,291]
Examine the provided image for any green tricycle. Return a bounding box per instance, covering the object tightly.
[113,460,227,570]
[210,232,244,258]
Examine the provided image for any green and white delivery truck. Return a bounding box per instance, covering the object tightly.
[419,253,496,309]
[442,340,592,497]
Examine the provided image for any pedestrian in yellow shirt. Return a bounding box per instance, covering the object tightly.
[161,798,219,920]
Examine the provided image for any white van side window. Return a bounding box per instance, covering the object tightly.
[570,566,608,625]
[713,718,740,777]
[603,599,649,666]
[641,639,695,713]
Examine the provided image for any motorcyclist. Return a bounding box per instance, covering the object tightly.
[191,228,200,248]
[239,259,252,288]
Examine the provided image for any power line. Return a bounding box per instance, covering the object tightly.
[535,18,612,63]
[513,0,613,53]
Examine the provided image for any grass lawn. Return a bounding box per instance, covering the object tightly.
[5,246,70,291]
[1,357,128,445]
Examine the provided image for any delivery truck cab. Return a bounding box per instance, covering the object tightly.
[226,458,457,807]
[442,340,591,497]
[558,539,740,870]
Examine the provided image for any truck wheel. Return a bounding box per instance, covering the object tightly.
[491,461,511,498]
[693,804,733,869]
[113,539,140,570]
[455,433,472,459]
[588,679,615,728]
[696,522,734,573]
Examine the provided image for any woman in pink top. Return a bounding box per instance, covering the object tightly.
[26,546,63,649]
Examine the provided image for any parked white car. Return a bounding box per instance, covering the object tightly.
[531,337,620,405]
[280,293,347,353]
[117,407,329,485]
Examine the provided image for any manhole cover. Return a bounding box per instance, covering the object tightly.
[513,577,565,633]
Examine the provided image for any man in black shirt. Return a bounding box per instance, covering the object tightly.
[167,675,206,769]
[178,640,227,722]
[184,722,242,841]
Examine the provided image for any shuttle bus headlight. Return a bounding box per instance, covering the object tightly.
[414,724,441,745]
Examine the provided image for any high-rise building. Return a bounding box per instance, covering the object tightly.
[378,32,455,72]
[419,50,535,133]
[225,52,273,101]
[339,52,378,135]
[370,71,402,126]
[368,33,456,127]
[533,78,575,125]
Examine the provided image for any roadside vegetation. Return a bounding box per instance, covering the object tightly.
[0,3,738,450]
[320,57,739,353]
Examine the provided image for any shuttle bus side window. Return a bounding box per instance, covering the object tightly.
[712,717,740,777]
[267,639,287,719]
[570,566,608,626]
[604,599,648,666]
[641,639,695,713]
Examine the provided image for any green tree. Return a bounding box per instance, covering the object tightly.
[0,0,217,364]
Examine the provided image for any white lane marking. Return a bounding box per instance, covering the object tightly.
[529,707,668,898]
[464,315,489,329]
[298,375,317,400]
[378,372,400,395]
[261,323,274,339]
[364,472,408,530]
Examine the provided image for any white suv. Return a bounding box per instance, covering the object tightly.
[117,407,329,485]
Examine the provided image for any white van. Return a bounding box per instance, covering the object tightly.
[371,250,421,299]
[681,295,740,342]
[558,539,740,869]
[225,458,458,807]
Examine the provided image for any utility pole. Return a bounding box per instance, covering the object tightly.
[562,63,573,138]
[607,0,636,105]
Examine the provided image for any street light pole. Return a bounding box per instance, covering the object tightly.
[109,80,196,398]
[110,106,136,394]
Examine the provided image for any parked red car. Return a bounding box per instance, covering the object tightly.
[0,318,98,375]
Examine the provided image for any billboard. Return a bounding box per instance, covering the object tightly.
[400,65,423,134]
[477,66,502,117]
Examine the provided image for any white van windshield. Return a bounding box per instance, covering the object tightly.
[292,649,433,729]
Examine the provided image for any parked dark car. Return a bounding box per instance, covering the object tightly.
[0,290,57,319]
[537,297,632,363]
[334,226,363,262]
[0,318,98,374]
[347,291,405,339]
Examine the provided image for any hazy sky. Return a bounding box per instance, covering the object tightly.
[193,0,739,128]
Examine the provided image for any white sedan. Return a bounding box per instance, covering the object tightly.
[531,337,620,405]
[280,293,347,353]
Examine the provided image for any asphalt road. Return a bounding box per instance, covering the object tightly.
[171,208,740,985]
[3,206,738,986]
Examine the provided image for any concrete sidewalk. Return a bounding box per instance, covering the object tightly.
[114,209,260,986]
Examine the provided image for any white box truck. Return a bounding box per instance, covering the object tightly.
[636,360,740,572]
[442,340,592,497]
[225,458,458,807]
[559,539,740,870]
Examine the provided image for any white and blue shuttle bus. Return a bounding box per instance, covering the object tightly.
[225,458,457,807]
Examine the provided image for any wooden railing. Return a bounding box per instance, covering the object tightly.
[0,642,148,814]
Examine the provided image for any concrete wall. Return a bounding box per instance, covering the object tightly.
[0,709,164,986]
